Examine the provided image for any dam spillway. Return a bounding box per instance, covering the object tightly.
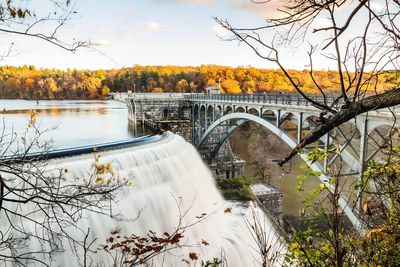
[1,132,283,266]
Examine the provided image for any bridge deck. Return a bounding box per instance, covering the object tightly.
[190,93,400,120]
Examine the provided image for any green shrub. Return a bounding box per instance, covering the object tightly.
[216,176,253,201]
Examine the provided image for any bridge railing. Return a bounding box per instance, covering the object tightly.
[190,93,338,107]
[129,93,192,100]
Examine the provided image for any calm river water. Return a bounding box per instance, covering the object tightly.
[0,99,150,151]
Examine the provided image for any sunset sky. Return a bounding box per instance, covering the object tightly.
[0,0,387,71]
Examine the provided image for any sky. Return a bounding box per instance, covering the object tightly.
[0,0,389,71]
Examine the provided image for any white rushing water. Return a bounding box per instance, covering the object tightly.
[2,132,284,266]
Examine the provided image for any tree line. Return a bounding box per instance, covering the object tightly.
[0,65,398,99]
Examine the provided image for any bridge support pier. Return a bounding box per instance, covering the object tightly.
[126,94,193,142]
[297,112,303,143]
[357,119,369,213]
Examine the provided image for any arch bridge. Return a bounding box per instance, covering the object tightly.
[122,92,400,229]
[190,93,400,229]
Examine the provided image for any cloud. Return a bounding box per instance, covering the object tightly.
[94,28,115,36]
[370,1,384,12]
[152,0,282,17]
[127,8,136,16]
[229,0,283,18]
[311,17,331,29]
[89,40,111,46]
[152,0,215,5]
[138,22,168,32]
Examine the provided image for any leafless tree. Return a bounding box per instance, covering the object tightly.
[0,1,116,266]
[244,208,286,267]
[0,113,127,266]
[101,197,213,266]
[215,2,400,264]
[0,0,86,53]
[247,124,289,183]
[215,0,400,164]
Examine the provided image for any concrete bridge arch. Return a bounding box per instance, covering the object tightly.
[198,113,296,150]
[196,112,363,228]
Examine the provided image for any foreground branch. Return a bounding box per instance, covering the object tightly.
[280,87,400,165]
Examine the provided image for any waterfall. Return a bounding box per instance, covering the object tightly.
[2,132,284,266]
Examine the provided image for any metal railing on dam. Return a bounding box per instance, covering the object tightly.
[1,134,164,162]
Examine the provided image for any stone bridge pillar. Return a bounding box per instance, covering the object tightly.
[126,93,193,142]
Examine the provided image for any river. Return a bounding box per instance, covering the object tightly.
[0,99,151,152]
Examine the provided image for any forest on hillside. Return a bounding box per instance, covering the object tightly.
[0,65,398,99]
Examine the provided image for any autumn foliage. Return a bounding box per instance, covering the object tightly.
[102,229,184,265]
[0,65,398,99]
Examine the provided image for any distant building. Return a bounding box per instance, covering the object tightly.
[206,86,221,95]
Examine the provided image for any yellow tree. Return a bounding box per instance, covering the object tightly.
[222,79,241,94]
[189,82,197,93]
[242,76,256,93]
[176,79,189,93]
[46,77,59,99]
[83,76,102,98]
[152,87,163,93]
[23,78,35,98]
[101,85,110,97]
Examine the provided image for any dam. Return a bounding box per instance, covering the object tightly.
[0,131,284,266]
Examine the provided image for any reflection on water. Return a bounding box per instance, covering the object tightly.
[0,108,114,115]
[0,99,114,111]
[0,99,152,151]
